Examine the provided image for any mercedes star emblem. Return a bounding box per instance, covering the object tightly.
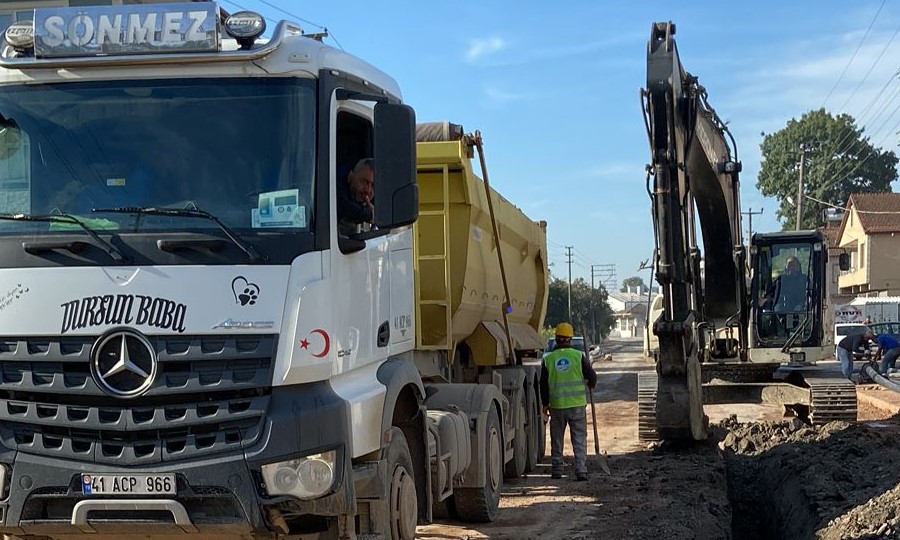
[91,330,158,398]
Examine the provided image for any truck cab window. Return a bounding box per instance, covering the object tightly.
[335,109,373,238]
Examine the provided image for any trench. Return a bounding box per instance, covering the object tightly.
[720,417,900,540]
[725,451,819,540]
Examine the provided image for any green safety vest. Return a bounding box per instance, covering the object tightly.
[544,348,587,409]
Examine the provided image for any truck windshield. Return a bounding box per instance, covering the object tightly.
[0,78,315,234]
[754,241,815,345]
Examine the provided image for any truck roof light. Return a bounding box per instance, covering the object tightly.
[5,20,34,51]
[224,11,265,49]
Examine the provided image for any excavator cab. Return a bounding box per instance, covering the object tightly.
[750,232,827,353]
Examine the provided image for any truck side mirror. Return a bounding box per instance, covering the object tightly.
[374,103,418,230]
[839,252,850,271]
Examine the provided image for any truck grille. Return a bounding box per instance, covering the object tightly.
[0,335,275,464]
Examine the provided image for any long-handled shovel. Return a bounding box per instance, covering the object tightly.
[589,387,611,475]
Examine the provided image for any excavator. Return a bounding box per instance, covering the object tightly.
[639,22,857,441]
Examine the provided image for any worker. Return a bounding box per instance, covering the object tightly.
[337,158,375,236]
[836,329,875,380]
[873,332,900,375]
[540,322,597,481]
[761,256,808,312]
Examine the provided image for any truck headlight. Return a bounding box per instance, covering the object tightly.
[261,450,337,499]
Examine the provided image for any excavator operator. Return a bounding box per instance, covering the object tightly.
[762,256,809,312]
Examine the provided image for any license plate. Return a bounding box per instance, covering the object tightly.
[81,474,176,496]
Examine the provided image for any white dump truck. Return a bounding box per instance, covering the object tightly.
[0,4,549,539]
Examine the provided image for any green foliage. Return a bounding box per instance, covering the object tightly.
[620,276,646,292]
[757,108,897,230]
[545,277,614,343]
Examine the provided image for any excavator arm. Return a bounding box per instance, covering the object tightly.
[641,22,748,440]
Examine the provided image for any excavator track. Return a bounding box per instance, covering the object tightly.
[805,374,858,425]
[638,370,659,442]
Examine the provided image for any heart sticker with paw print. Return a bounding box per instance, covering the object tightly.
[232,276,260,306]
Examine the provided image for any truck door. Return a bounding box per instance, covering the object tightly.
[331,105,390,374]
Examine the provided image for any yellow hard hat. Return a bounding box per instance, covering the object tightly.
[555,322,574,338]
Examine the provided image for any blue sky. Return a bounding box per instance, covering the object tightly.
[231,0,900,289]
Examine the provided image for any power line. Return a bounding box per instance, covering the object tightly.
[819,101,900,192]
[812,70,900,186]
[221,0,345,50]
[837,23,900,113]
[253,0,327,31]
[741,207,764,239]
[573,246,595,264]
[804,69,900,196]
[804,193,900,214]
[220,0,279,26]
[821,0,887,108]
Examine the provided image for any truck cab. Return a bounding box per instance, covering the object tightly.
[0,4,429,538]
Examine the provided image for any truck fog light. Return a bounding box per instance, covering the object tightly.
[262,450,337,499]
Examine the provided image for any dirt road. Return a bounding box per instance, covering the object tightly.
[417,338,900,540]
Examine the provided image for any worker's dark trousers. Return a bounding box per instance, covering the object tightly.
[549,406,587,475]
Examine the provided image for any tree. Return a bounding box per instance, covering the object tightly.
[545,277,614,343]
[620,276,646,293]
[757,108,897,230]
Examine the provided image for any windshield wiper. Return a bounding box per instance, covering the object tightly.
[0,213,128,262]
[93,207,265,262]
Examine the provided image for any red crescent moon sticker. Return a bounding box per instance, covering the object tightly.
[309,329,330,358]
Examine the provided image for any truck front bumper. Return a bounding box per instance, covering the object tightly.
[0,382,355,539]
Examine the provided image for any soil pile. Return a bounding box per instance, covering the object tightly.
[720,415,900,539]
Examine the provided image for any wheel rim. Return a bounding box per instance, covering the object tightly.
[488,426,502,491]
[390,466,417,539]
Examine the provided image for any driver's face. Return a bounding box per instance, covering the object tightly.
[350,168,374,202]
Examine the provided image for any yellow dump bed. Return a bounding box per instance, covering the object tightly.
[414,122,548,365]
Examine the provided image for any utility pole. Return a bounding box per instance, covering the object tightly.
[742,207,764,240]
[590,264,600,343]
[565,246,574,322]
[796,145,806,231]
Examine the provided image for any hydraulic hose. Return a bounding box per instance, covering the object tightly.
[861,363,900,394]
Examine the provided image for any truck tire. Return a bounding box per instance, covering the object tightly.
[454,406,502,522]
[503,387,526,479]
[385,427,418,540]
[524,383,542,472]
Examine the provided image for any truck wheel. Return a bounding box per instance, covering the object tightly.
[524,384,541,472]
[385,427,417,540]
[503,388,526,479]
[454,406,502,522]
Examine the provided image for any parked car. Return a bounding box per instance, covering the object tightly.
[868,321,900,342]
[545,336,612,364]
[545,335,589,356]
